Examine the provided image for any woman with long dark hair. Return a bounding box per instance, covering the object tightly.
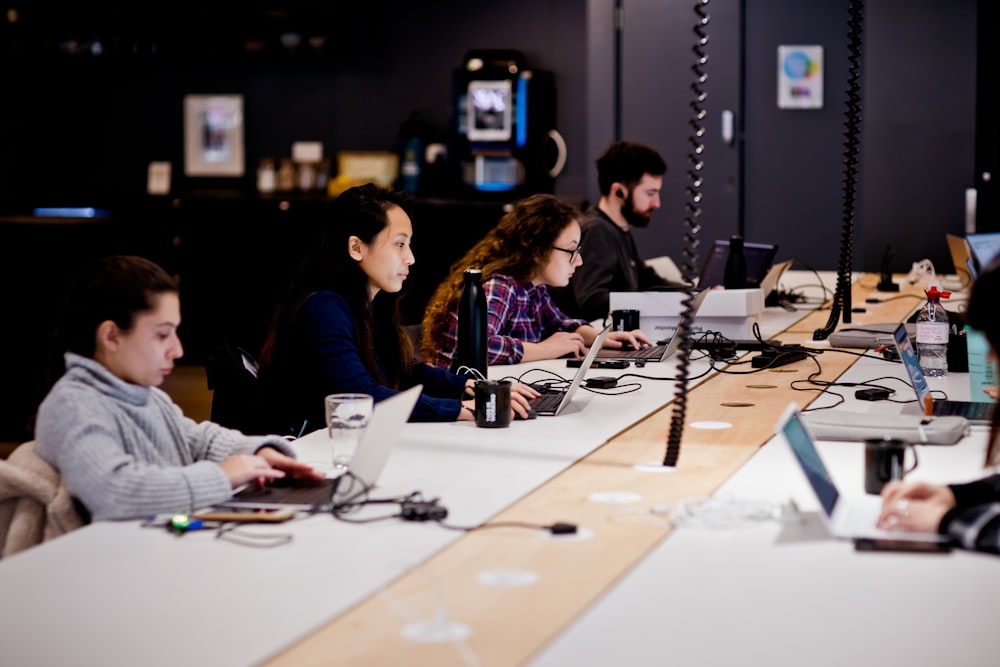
[256,184,535,436]
[422,194,648,369]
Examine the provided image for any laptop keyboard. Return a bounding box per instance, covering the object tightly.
[601,344,666,360]
[232,477,338,506]
[935,400,993,420]
[530,392,566,413]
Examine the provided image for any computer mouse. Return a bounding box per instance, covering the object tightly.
[515,409,538,420]
[619,342,636,352]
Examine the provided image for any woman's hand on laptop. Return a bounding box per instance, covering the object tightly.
[876,481,955,533]
[522,331,587,361]
[221,454,286,489]
[510,382,540,420]
[256,446,324,480]
[605,330,652,350]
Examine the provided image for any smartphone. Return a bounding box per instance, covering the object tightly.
[567,359,628,369]
[194,508,297,523]
[854,538,952,553]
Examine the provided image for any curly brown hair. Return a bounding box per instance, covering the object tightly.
[421,194,580,360]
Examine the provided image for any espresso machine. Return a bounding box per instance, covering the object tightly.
[450,49,566,196]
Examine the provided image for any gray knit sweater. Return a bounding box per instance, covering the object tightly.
[35,353,297,521]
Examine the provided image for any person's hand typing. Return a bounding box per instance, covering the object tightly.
[606,330,652,350]
[255,446,324,480]
[876,480,955,533]
[220,454,286,489]
[536,331,587,359]
[510,381,540,419]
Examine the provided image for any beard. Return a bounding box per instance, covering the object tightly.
[622,194,654,228]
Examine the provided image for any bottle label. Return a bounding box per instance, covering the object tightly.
[915,322,949,344]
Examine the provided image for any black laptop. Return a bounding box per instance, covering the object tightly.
[698,239,778,289]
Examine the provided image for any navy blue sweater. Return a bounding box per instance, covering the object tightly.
[257,291,467,435]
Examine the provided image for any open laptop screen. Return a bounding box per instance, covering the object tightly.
[699,240,778,288]
[782,408,839,518]
[967,232,1000,272]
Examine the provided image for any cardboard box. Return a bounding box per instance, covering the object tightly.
[609,288,765,340]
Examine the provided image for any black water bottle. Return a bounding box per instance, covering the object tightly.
[723,235,747,289]
[456,269,488,377]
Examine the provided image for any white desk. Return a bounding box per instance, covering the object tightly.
[530,344,999,667]
[10,271,981,667]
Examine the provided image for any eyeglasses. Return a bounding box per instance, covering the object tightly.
[552,245,582,263]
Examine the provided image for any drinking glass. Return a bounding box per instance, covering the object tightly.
[325,393,373,470]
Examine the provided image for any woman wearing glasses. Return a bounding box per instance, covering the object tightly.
[422,194,649,369]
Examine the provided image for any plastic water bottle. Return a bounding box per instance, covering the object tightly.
[456,269,488,378]
[915,286,951,377]
[723,235,747,289]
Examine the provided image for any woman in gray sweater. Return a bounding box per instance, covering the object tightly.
[35,256,320,521]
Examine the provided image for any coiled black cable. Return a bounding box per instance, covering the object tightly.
[665,0,710,467]
[814,0,865,340]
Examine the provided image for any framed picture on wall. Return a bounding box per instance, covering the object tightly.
[184,94,245,176]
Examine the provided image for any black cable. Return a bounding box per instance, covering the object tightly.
[664,0,710,468]
[435,520,578,535]
[814,0,865,340]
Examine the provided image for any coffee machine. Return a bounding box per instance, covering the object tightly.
[451,49,566,196]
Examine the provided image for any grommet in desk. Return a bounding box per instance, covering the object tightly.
[477,569,540,588]
[690,420,733,430]
[589,491,642,504]
[401,620,473,643]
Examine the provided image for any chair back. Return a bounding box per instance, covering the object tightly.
[0,441,84,558]
[206,341,261,433]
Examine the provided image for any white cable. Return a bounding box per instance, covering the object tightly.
[455,366,487,381]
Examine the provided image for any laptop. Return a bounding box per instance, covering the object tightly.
[892,323,994,424]
[598,289,710,361]
[530,326,611,415]
[966,232,1000,273]
[698,239,778,289]
[775,403,946,543]
[220,385,423,511]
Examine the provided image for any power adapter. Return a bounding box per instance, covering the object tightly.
[750,348,810,368]
[401,501,449,522]
[856,387,891,401]
[585,376,618,389]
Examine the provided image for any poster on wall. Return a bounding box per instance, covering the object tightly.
[777,46,823,110]
[184,94,245,176]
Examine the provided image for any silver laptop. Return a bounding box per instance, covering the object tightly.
[221,385,422,511]
[530,326,611,416]
[598,290,710,361]
[776,403,946,542]
[892,323,993,425]
[966,232,1000,273]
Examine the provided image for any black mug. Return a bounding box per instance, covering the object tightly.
[611,309,640,332]
[864,437,919,495]
[474,380,512,428]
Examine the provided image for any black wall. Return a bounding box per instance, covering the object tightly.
[0,0,983,441]
[0,0,591,203]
